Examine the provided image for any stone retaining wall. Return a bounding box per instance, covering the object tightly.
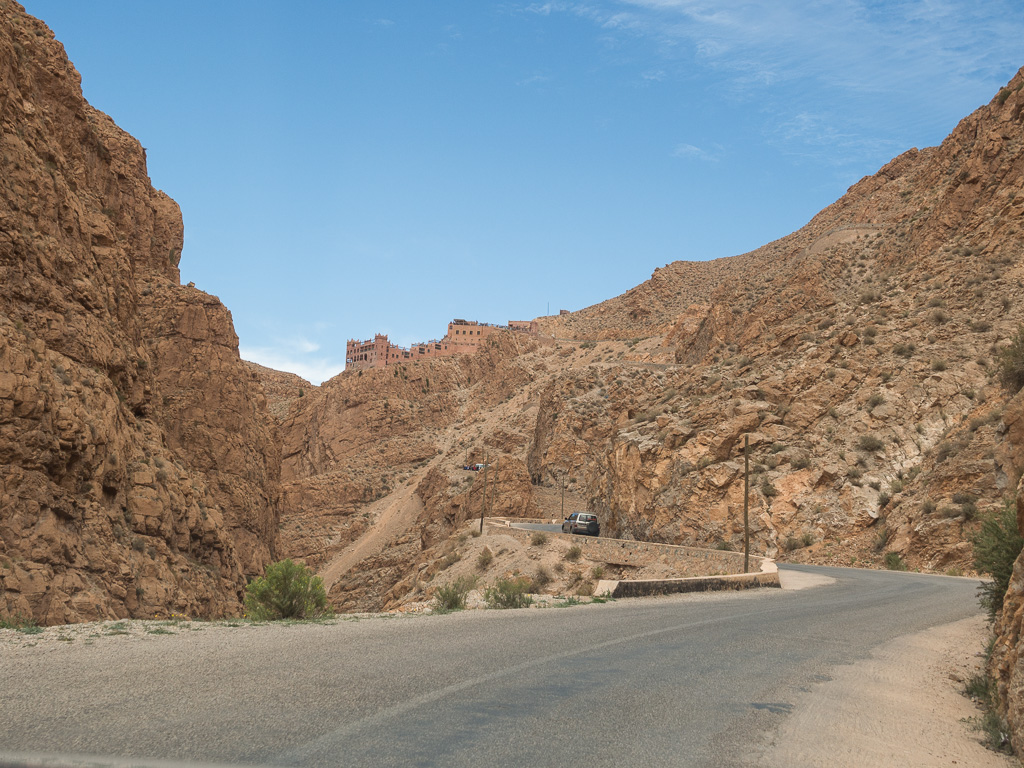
[488,518,780,595]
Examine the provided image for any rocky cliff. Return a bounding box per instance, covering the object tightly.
[0,1,280,624]
[260,66,1024,619]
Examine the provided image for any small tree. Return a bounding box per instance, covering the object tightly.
[972,500,1024,618]
[244,559,333,620]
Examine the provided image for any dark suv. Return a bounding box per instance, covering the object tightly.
[562,512,600,537]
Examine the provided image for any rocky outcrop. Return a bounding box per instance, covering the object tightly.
[0,2,280,624]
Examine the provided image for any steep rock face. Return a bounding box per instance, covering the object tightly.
[267,67,1024,621]
[0,2,280,624]
[988,388,1024,753]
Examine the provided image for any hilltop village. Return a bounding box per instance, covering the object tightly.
[345,317,543,370]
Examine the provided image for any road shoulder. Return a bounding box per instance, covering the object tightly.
[757,613,1014,767]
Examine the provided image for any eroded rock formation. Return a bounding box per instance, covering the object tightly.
[0,1,280,623]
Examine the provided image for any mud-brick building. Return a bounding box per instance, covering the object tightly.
[345,318,537,371]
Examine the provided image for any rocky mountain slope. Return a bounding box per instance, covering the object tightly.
[0,1,281,624]
[5,14,1024,751]
[260,66,1024,617]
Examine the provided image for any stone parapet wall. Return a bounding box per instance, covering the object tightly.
[488,518,772,579]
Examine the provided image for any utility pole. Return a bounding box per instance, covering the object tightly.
[743,434,750,574]
[560,471,565,519]
[477,481,484,535]
[488,458,499,517]
[480,457,488,533]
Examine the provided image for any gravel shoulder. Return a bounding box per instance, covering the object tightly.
[758,612,1015,768]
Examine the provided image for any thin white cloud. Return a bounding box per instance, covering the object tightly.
[517,73,552,86]
[240,345,344,386]
[527,1,1024,165]
[672,142,720,162]
[291,336,320,354]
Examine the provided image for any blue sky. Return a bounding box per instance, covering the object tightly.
[24,1,1024,383]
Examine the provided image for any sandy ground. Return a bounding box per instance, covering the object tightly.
[758,611,1016,767]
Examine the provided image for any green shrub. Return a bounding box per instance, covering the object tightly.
[530,532,548,546]
[0,612,42,633]
[884,552,907,571]
[565,545,582,562]
[761,481,779,498]
[857,434,884,452]
[894,342,916,358]
[998,324,1024,393]
[972,500,1024,618]
[484,577,533,609]
[434,575,477,613]
[244,559,334,621]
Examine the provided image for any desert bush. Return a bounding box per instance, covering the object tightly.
[244,559,333,621]
[533,566,552,588]
[434,575,477,613]
[922,499,936,514]
[576,579,596,597]
[530,532,548,546]
[867,393,885,408]
[590,565,606,580]
[0,612,41,633]
[972,500,1024,618]
[893,342,916,358]
[873,526,889,553]
[484,576,533,609]
[884,552,907,571]
[878,491,891,509]
[934,441,956,463]
[565,544,583,562]
[931,358,947,371]
[476,547,494,570]
[761,481,779,498]
[857,435,884,452]
[998,324,1024,393]
[791,455,810,470]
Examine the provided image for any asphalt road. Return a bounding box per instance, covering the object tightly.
[0,566,984,768]
[513,522,564,533]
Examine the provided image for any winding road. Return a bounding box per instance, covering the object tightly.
[0,566,993,768]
